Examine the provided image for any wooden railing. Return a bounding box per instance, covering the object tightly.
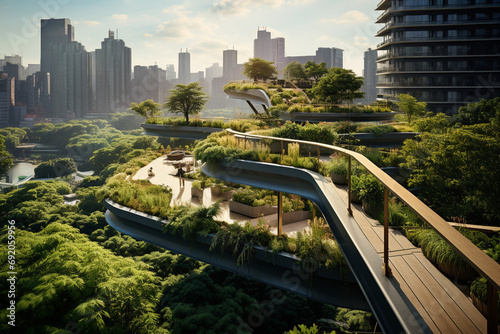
[226,129,500,333]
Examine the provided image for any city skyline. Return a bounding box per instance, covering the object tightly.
[0,0,380,76]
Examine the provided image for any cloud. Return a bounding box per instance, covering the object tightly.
[328,10,370,24]
[74,20,100,26]
[353,35,370,47]
[143,33,153,38]
[111,14,128,22]
[212,0,285,15]
[155,8,217,41]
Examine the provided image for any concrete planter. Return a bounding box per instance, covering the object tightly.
[282,210,310,224]
[229,200,277,218]
[191,187,204,200]
[280,111,396,123]
[141,124,221,140]
[330,173,348,185]
[338,132,419,147]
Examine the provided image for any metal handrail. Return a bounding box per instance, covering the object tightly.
[226,128,500,332]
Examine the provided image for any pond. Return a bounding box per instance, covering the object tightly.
[4,162,36,184]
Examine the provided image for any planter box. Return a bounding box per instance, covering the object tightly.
[211,187,233,201]
[280,111,396,123]
[229,200,277,218]
[141,124,221,140]
[282,210,310,224]
[191,187,204,200]
[331,173,348,185]
[338,132,418,148]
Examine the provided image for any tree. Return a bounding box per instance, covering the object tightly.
[130,99,161,119]
[310,67,364,107]
[0,135,13,176]
[396,94,427,124]
[453,97,500,126]
[165,82,208,123]
[284,61,307,82]
[401,126,500,225]
[242,57,278,82]
[304,61,327,83]
[34,157,77,179]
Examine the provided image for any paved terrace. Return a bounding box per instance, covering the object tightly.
[132,155,311,236]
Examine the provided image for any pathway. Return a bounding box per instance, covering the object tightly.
[132,156,311,236]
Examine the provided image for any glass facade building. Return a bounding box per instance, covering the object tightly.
[376,0,500,113]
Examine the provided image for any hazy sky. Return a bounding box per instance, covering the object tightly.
[0,0,381,76]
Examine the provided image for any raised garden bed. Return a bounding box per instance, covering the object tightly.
[141,124,221,140]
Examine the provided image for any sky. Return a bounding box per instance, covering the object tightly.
[0,0,382,76]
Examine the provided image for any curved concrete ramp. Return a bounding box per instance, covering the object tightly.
[104,199,369,311]
[202,159,430,334]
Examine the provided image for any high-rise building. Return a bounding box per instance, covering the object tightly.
[272,37,286,75]
[361,48,378,105]
[254,28,272,61]
[376,0,500,114]
[3,62,24,101]
[95,30,131,113]
[223,49,238,80]
[166,65,176,81]
[315,47,344,69]
[0,74,15,128]
[40,18,74,115]
[132,64,170,103]
[178,50,191,84]
[253,28,285,74]
[50,41,92,118]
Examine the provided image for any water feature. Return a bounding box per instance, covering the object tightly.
[3,162,36,184]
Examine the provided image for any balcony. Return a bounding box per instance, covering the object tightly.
[377,35,500,49]
[376,19,498,36]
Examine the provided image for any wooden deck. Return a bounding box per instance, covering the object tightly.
[332,183,488,334]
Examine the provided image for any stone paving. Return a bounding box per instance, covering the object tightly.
[133,155,311,236]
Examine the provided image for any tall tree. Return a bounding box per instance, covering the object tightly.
[396,94,427,124]
[242,57,278,82]
[130,99,161,119]
[304,61,327,83]
[284,61,307,82]
[165,82,208,123]
[310,67,364,107]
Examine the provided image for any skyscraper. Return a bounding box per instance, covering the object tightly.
[178,50,191,84]
[254,28,272,61]
[40,18,74,115]
[223,49,238,80]
[361,48,378,105]
[50,41,92,118]
[0,74,15,128]
[315,47,344,69]
[272,37,286,74]
[95,30,132,113]
[376,0,500,113]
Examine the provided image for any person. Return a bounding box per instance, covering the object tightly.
[177,166,185,187]
[148,167,155,177]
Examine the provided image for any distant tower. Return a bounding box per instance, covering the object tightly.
[223,49,238,80]
[362,48,378,105]
[0,74,15,128]
[315,47,344,69]
[178,49,191,84]
[254,28,272,61]
[272,37,285,74]
[40,18,74,116]
[95,30,132,113]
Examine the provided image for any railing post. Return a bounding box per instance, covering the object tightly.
[244,135,247,150]
[383,187,392,277]
[278,191,283,235]
[347,156,353,216]
[317,146,320,164]
[487,281,498,334]
[280,141,283,163]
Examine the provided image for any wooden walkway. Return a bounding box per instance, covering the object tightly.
[332,183,488,334]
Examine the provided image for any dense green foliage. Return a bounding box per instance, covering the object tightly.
[309,68,364,105]
[0,223,165,333]
[34,157,77,178]
[0,127,27,152]
[0,135,13,175]
[271,122,337,144]
[401,124,500,225]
